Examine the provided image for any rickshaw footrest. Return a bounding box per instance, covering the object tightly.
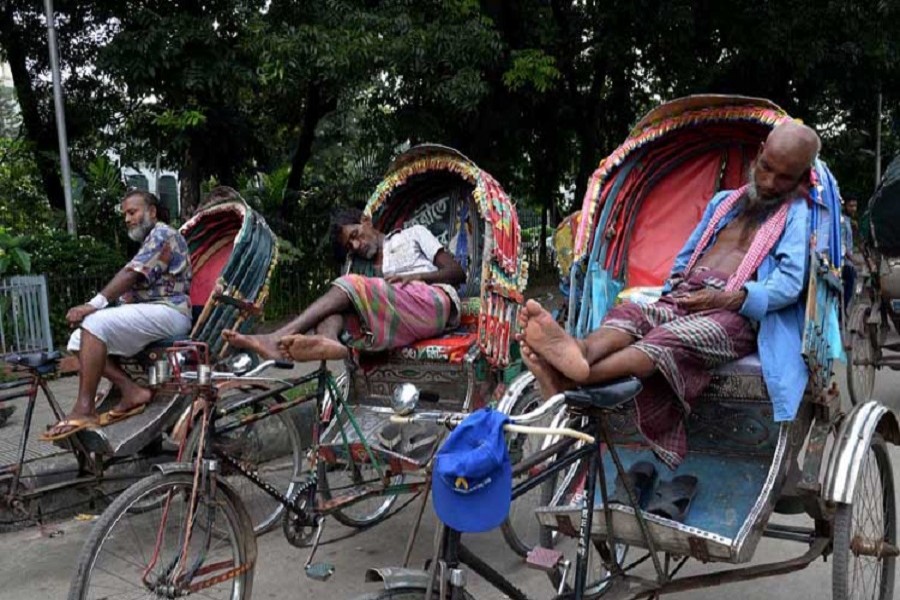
[526,546,563,571]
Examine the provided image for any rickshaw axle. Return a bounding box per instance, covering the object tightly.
[851,536,900,558]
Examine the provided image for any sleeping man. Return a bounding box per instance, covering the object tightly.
[223,208,466,361]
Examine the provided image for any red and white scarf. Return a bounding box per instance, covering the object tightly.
[682,185,791,292]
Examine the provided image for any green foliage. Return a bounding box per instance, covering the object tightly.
[0,137,54,235]
[503,50,560,93]
[24,231,126,278]
[0,228,31,276]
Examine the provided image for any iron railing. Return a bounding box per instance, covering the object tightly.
[0,275,54,355]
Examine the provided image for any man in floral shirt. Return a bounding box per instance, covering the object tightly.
[43,191,192,440]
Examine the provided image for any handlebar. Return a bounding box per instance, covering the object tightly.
[389,392,596,444]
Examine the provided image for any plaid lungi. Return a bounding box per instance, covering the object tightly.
[333,274,454,352]
[601,268,756,467]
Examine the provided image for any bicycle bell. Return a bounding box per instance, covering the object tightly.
[391,383,420,415]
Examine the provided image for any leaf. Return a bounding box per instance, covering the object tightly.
[10,247,31,274]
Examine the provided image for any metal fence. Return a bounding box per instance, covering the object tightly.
[0,275,54,356]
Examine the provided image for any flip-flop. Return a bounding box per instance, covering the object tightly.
[607,461,658,508]
[99,404,148,426]
[645,474,699,523]
[40,417,99,442]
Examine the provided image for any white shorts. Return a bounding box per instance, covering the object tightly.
[67,304,192,357]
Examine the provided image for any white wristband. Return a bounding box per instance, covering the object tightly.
[87,294,109,310]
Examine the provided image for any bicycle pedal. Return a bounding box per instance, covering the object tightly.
[526,546,564,572]
[305,562,335,581]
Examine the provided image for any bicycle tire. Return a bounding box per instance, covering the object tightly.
[185,390,309,534]
[68,471,255,600]
[501,384,558,556]
[317,453,403,528]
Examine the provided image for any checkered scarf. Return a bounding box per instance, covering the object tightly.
[683,185,791,292]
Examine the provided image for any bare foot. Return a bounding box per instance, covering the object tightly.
[522,299,591,383]
[222,329,281,360]
[109,385,153,415]
[521,343,574,399]
[277,334,349,362]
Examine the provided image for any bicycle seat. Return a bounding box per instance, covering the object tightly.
[4,350,62,371]
[563,377,643,413]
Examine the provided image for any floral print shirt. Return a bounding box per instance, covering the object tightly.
[120,222,192,317]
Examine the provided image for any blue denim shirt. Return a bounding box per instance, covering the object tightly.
[664,190,813,421]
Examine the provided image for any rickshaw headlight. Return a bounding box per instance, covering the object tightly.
[392,383,420,415]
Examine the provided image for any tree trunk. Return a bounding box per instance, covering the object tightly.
[283,85,336,222]
[179,145,201,222]
[0,4,66,212]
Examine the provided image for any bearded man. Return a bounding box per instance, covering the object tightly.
[44,191,192,440]
[519,120,821,466]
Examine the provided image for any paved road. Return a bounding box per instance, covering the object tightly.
[1,362,898,599]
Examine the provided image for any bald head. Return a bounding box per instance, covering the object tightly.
[748,120,821,207]
[766,120,820,169]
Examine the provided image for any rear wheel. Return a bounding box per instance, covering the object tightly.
[539,432,625,597]
[317,445,404,528]
[501,382,558,557]
[847,304,878,406]
[832,435,896,600]
[186,390,308,534]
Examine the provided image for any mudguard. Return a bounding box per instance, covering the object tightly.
[495,370,536,415]
[823,400,900,504]
[364,567,432,591]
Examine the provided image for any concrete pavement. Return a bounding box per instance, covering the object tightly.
[1,362,899,599]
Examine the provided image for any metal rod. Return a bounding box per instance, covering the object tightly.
[402,481,431,568]
[875,90,883,186]
[42,0,76,235]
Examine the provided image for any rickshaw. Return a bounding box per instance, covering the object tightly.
[66,145,542,600]
[846,153,900,405]
[0,194,281,530]
[357,96,898,600]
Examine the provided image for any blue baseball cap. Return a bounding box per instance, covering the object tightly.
[431,408,512,533]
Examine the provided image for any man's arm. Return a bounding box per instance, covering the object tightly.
[66,268,143,325]
[738,200,811,321]
[386,225,466,286]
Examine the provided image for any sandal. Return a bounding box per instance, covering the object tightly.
[99,404,148,426]
[607,461,657,508]
[40,416,99,442]
[645,474,699,523]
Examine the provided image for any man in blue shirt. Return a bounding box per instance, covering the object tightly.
[518,121,820,466]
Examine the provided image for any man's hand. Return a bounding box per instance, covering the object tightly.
[66,304,98,327]
[674,289,746,313]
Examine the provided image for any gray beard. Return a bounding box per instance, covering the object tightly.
[127,217,154,242]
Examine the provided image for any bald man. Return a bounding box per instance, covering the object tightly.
[519,121,820,466]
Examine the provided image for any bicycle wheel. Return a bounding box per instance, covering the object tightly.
[540,437,624,597]
[185,390,309,535]
[501,382,559,557]
[832,435,896,600]
[317,451,405,528]
[348,587,474,600]
[68,471,255,600]
[847,303,878,405]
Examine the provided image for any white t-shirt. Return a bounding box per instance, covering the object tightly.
[382,225,461,318]
[382,225,446,277]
